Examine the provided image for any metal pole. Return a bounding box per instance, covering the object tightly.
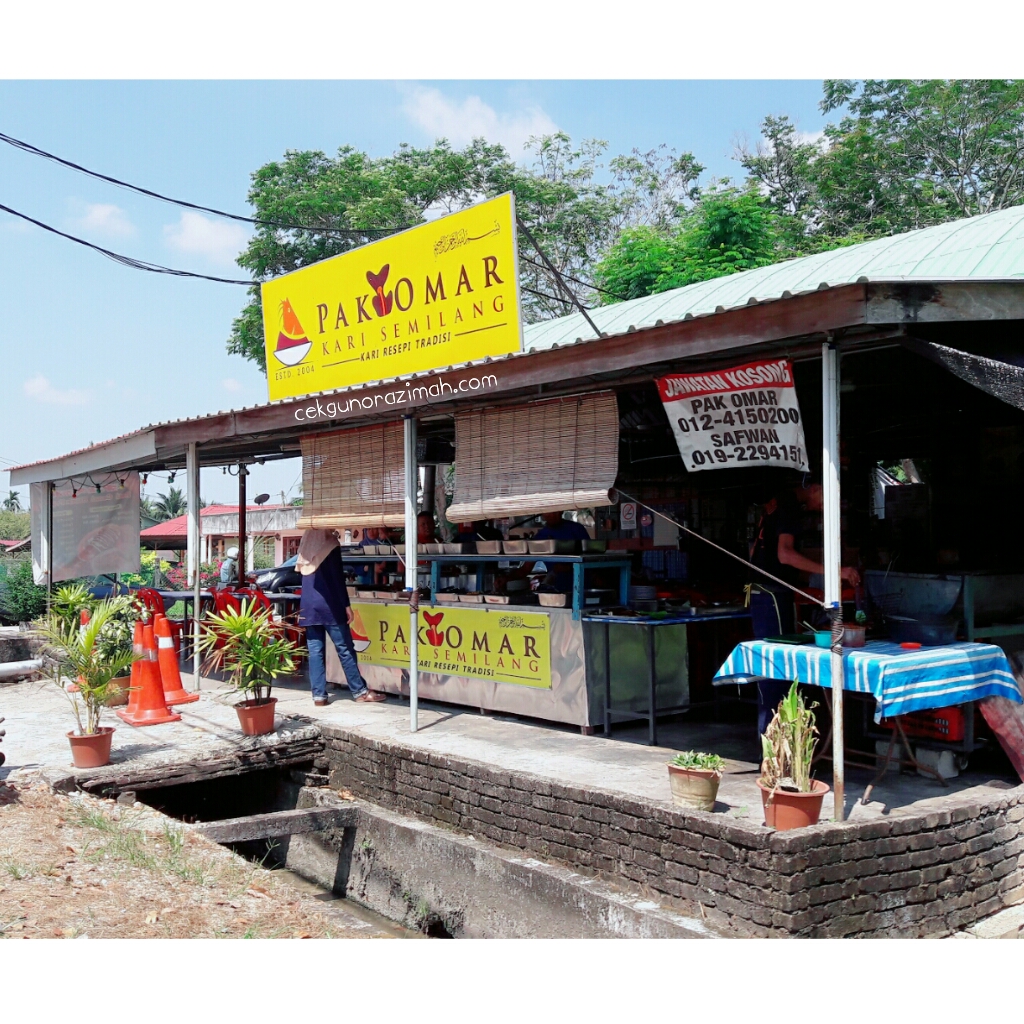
[237,462,247,586]
[404,415,419,733]
[186,443,201,692]
[822,339,844,821]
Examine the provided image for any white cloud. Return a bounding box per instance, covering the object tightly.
[401,85,558,155]
[75,202,135,238]
[222,378,244,393]
[163,211,249,268]
[23,374,90,406]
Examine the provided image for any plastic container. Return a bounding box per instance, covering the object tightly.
[581,539,607,553]
[476,541,503,554]
[538,593,567,607]
[484,594,510,604]
[503,540,528,555]
[814,631,832,648]
[528,539,578,555]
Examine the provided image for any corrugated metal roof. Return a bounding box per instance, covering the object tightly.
[522,204,1024,352]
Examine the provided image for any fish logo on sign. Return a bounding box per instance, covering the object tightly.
[273,298,312,367]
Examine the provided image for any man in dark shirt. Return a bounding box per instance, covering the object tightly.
[748,479,860,734]
[299,534,386,707]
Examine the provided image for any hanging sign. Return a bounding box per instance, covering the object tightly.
[620,502,637,530]
[349,602,551,689]
[657,358,809,473]
[261,194,523,402]
[50,474,141,583]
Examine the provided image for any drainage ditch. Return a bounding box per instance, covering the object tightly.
[132,764,712,939]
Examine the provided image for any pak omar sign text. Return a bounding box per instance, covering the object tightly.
[261,194,522,402]
[658,358,809,473]
[349,603,551,689]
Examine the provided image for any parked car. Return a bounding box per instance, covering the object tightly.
[252,555,301,592]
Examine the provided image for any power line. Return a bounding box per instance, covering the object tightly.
[0,130,408,239]
[0,201,256,285]
[519,255,625,301]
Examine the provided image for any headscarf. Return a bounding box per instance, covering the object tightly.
[296,528,340,576]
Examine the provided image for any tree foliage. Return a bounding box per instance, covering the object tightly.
[228,134,702,370]
[0,510,30,540]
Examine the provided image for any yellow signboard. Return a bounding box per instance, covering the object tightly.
[349,602,551,689]
[261,194,522,402]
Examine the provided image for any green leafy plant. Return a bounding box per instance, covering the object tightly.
[50,583,95,633]
[760,681,819,793]
[670,750,725,772]
[37,598,142,735]
[0,558,47,623]
[198,600,299,705]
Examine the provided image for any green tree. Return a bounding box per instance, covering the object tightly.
[228,134,703,368]
[3,490,22,512]
[152,487,187,521]
[0,559,47,623]
[593,187,781,302]
[0,510,30,541]
[741,80,1024,246]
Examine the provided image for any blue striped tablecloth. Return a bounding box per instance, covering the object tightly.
[715,640,1022,720]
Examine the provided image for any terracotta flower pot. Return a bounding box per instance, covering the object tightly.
[67,727,115,769]
[235,697,278,737]
[105,675,131,707]
[757,778,830,830]
[667,763,722,811]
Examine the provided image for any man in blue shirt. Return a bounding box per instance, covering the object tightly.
[297,529,386,708]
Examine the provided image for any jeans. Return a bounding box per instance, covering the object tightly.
[305,622,368,700]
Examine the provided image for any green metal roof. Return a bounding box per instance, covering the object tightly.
[523,204,1024,352]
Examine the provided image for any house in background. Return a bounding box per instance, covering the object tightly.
[140,504,303,568]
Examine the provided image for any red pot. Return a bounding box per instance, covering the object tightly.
[67,727,115,769]
[757,778,830,831]
[235,697,278,737]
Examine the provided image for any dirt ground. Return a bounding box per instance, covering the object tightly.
[0,780,393,939]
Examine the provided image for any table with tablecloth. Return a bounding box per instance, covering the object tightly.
[715,639,1022,721]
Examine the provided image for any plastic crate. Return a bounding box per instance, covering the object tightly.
[882,706,966,743]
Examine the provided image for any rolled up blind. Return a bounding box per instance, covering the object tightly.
[298,422,406,529]
[447,390,619,522]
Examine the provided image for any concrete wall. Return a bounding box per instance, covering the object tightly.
[317,724,1024,938]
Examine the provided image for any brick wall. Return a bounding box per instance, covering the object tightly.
[317,724,1024,937]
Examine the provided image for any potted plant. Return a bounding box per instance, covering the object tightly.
[198,600,298,736]
[38,597,140,768]
[757,681,830,830]
[667,750,725,811]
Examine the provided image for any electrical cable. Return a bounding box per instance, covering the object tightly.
[519,256,625,301]
[0,201,256,285]
[0,130,408,238]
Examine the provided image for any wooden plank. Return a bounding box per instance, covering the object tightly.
[194,805,357,844]
[78,734,324,795]
[866,282,1024,324]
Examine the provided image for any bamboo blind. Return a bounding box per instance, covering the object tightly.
[298,422,406,529]
[446,390,619,522]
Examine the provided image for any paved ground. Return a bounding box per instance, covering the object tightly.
[2,669,1018,824]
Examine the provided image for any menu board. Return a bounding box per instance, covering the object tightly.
[50,473,141,582]
[657,358,810,473]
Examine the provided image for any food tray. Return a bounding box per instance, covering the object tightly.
[528,539,578,555]
[458,594,484,604]
[423,543,443,554]
[361,545,378,555]
[483,594,510,604]
[475,541,503,554]
[538,592,567,607]
[581,539,607,553]
[376,543,393,554]
[502,540,528,555]
[436,592,461,603]
[443,543,466,554]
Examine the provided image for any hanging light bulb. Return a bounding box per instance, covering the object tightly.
[142,473,148,485]
[72,487,78,499]
[168,472,176,484]
[95,482,102,494]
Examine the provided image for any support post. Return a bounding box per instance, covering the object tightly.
[404,415,419,733]
[237,462,247,586]
[186,443,201,691]
[822,339,845,822]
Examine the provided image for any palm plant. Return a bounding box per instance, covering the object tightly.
[49,583,94,633]
[152,487,187,521]
[760,682,819,793]
[37,598,141,735]
[3,490,22,512]
[198,601,298,705]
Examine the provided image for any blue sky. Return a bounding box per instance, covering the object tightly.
[0,80,831,508]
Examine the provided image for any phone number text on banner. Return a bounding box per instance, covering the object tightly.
[657,358,809,473]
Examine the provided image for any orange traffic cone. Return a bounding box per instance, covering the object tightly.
[116,623,181,727]
[154,613,199,705]
[121,619,145,718]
